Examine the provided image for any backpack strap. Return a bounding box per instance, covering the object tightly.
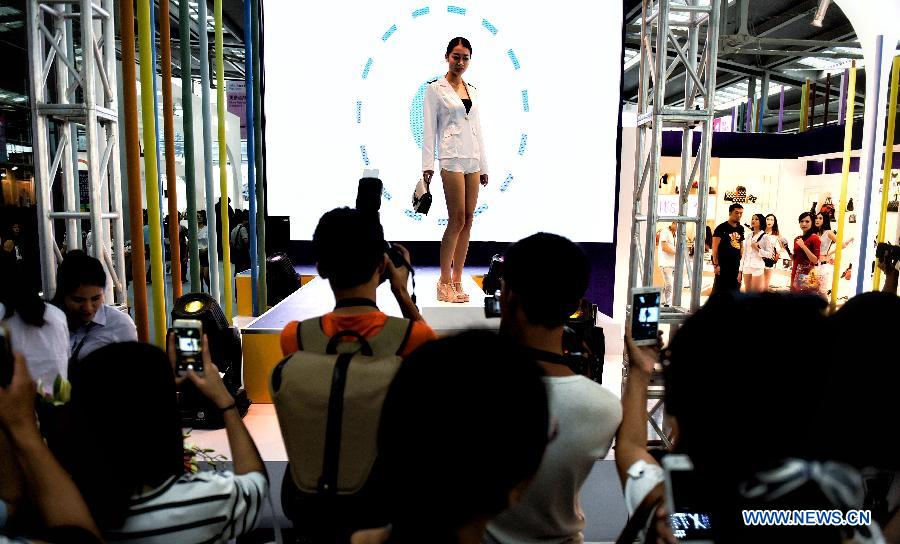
[297,317,329,353]
[366,317,415,356]
[318,351,355,496]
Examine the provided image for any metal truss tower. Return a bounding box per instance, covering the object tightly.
[625,0,722,446]
[26,0,127,305]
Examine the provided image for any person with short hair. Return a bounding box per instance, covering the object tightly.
[51,250,137,363]
[711,204,745,293]
[484,233,621,544]
[351,330,550,544]
[65,340,267,542]
[279,207,436,358]
[278,207,437,540]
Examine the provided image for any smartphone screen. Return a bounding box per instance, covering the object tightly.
[174,325,202,375]
[668,467,714,542]
[631,290,660,345]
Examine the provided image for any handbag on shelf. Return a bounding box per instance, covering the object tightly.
[820,197,836,221]
[411,177,433,215]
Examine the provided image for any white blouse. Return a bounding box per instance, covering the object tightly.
[740,231,767,271]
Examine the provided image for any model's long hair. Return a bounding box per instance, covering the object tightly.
[816,212,834,236]
[765,214,780,236]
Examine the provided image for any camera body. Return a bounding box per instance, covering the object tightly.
[482,265,605,383]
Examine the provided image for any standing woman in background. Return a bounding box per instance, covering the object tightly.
[815,212,852,297]
[739,214,767,292]
[760,214,787,291]
[422,37,489,303]
[791,212,821,293]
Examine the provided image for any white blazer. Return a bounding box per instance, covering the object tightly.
[422,76,489,175]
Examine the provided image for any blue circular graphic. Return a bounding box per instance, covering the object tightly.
[357,6,529,223]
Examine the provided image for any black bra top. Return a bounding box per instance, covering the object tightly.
[462,98,472,115]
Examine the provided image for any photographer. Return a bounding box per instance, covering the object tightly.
[484,233,622,544]
[276,207,437,540]
[279,207,436,358]
[615,293,873,543]
[877,241,899,294]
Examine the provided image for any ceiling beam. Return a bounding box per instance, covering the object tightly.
[750,0,818,36]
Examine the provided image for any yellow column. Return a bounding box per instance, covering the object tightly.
[831,64,857,312]
[137,0,167,345]
[799,81,809,132]
[874,56,899,289]
[215,0,233,321]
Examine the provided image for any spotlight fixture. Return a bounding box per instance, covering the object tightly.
[811,0,831,27]
[171,292,249,428]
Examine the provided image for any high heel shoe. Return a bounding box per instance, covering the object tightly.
[452,282,470,302]
[437,281,467,303]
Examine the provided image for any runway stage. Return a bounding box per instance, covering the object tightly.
[201,267,630,541]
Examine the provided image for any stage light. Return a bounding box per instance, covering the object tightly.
[171,292,249,428]
[811,0,831,27]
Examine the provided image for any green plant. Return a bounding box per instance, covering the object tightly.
[182,430,228,474]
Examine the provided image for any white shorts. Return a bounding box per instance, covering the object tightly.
[440,157,481,174]
[742,266,764,277]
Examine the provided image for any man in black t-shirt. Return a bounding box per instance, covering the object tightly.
[712,203,745,293]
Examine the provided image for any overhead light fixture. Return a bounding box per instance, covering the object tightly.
[811,0,831,27]
[11,166,18,171]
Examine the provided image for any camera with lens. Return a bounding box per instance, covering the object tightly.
[483,254,504,318]
[563,299,605,384]
[355,177,416,291]
[482,254,605,383]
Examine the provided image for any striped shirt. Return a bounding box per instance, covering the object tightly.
[104,470,268,544]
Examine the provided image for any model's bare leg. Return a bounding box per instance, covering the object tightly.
[450,171,481,284]
[440,170,466,285]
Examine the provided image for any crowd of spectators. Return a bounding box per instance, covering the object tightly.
[0,204,897,544]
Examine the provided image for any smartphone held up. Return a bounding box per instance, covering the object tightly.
[173,319,203,376]
[630,287,661,346]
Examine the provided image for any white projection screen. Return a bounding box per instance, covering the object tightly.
[263,1,622,242]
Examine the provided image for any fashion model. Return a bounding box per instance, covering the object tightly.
[422,37,489,303]
[814,212,853,297]
[791,212,821,293]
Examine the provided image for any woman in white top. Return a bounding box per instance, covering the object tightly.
[739,214,768,292]
[815,212,853,296]
[761,214,790,291]
[422,37,489,304]
[0,255,69,391]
